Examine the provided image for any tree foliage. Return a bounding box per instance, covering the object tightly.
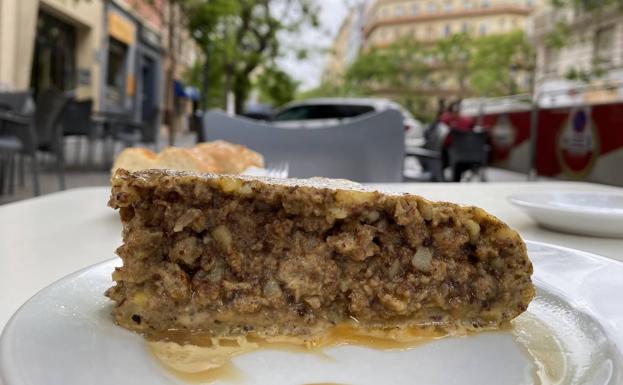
[254,66,299,107]
[181,0,318,113]
[303,31,533,118]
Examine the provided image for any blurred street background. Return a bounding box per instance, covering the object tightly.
[0,0,621,204]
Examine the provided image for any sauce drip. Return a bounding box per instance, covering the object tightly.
[149,318,565,384]
[148,324,451,383]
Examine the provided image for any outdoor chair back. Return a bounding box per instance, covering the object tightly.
[203,109,405,183]
[0,91,34,115]
[63,99,93,136]
[33,89,71,152]
[447,131,489,166]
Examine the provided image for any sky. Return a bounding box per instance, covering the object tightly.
[277,0,350,91]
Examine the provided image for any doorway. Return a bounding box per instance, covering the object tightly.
[30,11,77,98]
[140,55,156,122]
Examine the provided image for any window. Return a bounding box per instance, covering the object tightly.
[444,24,451,36]
[395,5,405,16]
[526,0,534,6]
[273,105,375,121]
[427,25,435,38]
[462,22,469,33]
[594,25,615,65]
[427,3,437,12]
[464,0,473,9]
[106,38,128,106]
[481,0,490,8]
[445,1,453,11]
[499,18,506,30]
[411,4,418,15]
[479,22,488,35]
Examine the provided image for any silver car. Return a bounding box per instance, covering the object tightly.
[271,97,423,139]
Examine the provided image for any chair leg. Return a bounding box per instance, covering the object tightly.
[18,154,25,187]
[0,153,5,195]
[75,137,82,166]
[87,137,94,168]
[57,150,66,191]
[31,154,40,196]
[479,167,487,182]
[8,153,15,194]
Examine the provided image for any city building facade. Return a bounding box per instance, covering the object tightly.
[0,0,105,105]
[0,0,199,128]
[346,0,540,105]
[323,4,366,84]
[102,0,163,121]
[530,4,623,105]
[364,0,536,47]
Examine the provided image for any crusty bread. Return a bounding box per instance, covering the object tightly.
[193,140,264,174]
[112,141,263,175]
[111,148,157,173]
[156,147,223,174]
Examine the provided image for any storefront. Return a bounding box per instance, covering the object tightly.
[102,4,137,114]
[135,23,162,123]
[102,2,161,122]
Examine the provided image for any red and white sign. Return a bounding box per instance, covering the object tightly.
[556,107,600,177]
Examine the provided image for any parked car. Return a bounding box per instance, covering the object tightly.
[271,97,423,139]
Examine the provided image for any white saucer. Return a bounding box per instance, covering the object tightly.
[1,242,622,385]
[508,191,623,238]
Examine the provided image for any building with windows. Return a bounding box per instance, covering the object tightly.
[363,0,536,47]
[102,0,163,121]
[322,4,367,84]
[348,0,541,106]
[0,0,199,129]
[530,4,623,104]
[0,0,105,105]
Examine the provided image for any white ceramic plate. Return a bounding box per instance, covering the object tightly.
[508,191,623,238]
[1,241,622,385]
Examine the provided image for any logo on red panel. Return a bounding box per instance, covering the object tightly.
[491,113,515,161]
[556,108,600,177]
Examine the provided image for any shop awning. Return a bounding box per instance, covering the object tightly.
[173,80,201,101]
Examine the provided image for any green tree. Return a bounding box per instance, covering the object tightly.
[182,0,319,113]
[316,31,534,118]
[469,30,534,96]
[254,66,299,108]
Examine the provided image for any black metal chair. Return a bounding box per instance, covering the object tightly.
[447,131,490,182]
[404,122,448,182]
[0,94,32,195]
[120,108,161,148]
[0,91,35,115]
[62,99,97,167]
[0,129,22,195]
[95,108,159,167]
[0,89,71,195]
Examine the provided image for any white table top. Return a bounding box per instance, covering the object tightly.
[1,182,622,334]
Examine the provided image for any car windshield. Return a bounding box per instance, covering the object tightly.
[273,104,374,121]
